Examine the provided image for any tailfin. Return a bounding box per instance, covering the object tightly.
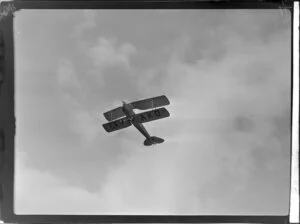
[143,136,164,146]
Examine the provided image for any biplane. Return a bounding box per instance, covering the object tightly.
[102,95,170,146]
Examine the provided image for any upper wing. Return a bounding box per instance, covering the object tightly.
[103,106,125,121]
[130,95,170,110]
[133,107,170,124]
[103,117,132,133]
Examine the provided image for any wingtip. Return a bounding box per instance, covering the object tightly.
[163,95,170,105]
[165,108,170,117]
[103,113,110,121]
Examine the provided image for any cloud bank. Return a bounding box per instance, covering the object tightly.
[15,9,291,215]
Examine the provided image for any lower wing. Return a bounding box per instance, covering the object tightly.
[103,106,125,121]
[103,117,132,133]
[133,107,170,124]
[131,95,170,110]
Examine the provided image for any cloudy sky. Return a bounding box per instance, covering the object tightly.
[14,9,291,215]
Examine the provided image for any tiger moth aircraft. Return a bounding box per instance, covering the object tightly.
[102,95,170,146]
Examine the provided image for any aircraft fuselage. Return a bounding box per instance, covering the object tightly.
[122,101,151,139]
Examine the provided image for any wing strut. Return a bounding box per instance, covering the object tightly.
[152,99,155,111]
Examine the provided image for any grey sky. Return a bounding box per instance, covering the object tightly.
[14,9,291,215]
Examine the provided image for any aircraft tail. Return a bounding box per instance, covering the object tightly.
[143,136,164,146]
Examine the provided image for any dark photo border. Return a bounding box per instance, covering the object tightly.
[0,0,297,223]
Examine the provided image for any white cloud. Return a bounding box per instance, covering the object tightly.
[15,152,104,214]
[57,58,84,108]
[71,10,97,39]
[98,148,199,214]
[57,58,81,90]
[87,37,137,71]
[159,29,290,121]
[57,58,100,145]
[95,126,256,215]
[68,109,101,145]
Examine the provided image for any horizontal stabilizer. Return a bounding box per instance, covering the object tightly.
[133,107,170,124]
[144,136,164,146]
[131,95,170,110]
[103,106,125,121]
[103,117,132,133]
